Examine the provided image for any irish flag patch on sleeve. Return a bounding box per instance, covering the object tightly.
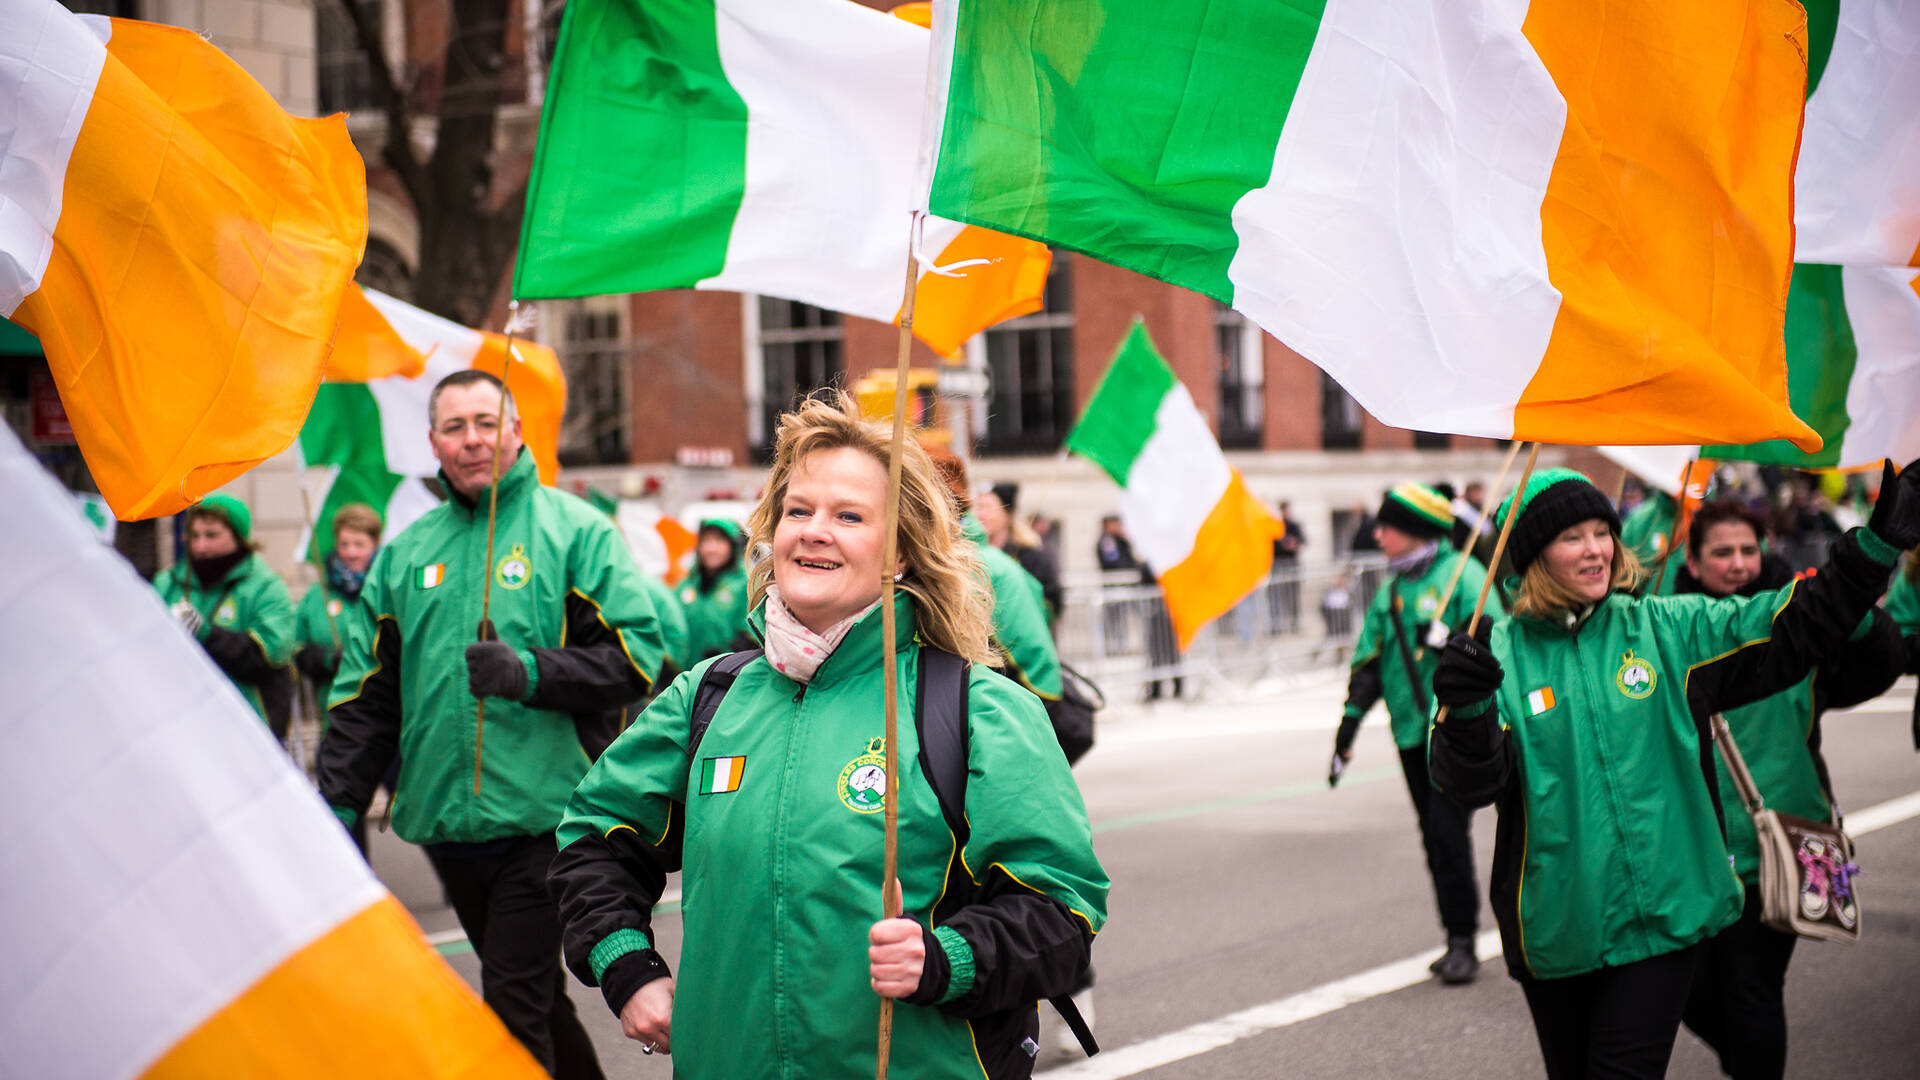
[1526,687,1556,716]
[419,563,445,589]
[701,756,745,795]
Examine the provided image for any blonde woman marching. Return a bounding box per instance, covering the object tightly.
[549,393,1108,1078]
[1429,463,1920,1079]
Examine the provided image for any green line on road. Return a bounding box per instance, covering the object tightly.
[1091,767,1396,834]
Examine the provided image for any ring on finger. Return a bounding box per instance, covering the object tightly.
[642,1042,655,1055]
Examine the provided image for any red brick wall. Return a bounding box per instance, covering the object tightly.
[1071,260,1218,423]
[624,291,749,464]
[1262,338,1322,450]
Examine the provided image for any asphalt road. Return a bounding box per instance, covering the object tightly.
[370,675,1920,1078]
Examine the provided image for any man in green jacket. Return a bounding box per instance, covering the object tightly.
[1331,483,1497,984]
[154,492,295,736]
[319,370,663,1080]
[679,518,751,661]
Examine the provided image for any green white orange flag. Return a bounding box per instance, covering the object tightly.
[0,422,542,1080]
[1706,265,1920,470]
[921,0,1818,450]
[1066,321,1281,650]
[0,0,367,520]
[1794,0,1920,266]
[299,289,566,559]
[515,0,1050,356]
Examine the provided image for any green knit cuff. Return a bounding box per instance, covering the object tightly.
[1342,702,1367,721]
[1858,526,1901,567]
[589,928,651,982]
[515,648,541,701]
[1450,696,1494,720]
[331,806,358,829]
[932,925,974,1004]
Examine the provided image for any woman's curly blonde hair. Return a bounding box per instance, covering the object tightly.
[745,391,998,665]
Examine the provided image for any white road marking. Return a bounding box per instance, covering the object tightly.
[1041,786,1920,1080]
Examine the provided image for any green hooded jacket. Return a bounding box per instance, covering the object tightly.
[552,595,1106,1080]
[643,571,691,684]
[1621,491,1682,596]
[681,520,751,663]
[1431,528,1900,980]
[318,450,664,845]
[154,552,294,723]
[964,514,1062,699]
[1343,546,1499,750]
[1886,560,1920,633]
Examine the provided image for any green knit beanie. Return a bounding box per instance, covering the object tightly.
[1493,468,1619,572]
[191,492,253,542]
[1376,483,1454,540]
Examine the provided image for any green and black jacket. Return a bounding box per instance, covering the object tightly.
[1340,546,1499,751]
[318,450,664,846]
[154,552,294,728]
[1431,527,1901,981]
[550,596,1106,1080]
[1671,555,1904,885]
[964,513,1062,700]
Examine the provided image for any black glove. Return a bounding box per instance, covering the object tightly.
[467,621,530,701]
[1433,624,1502,709]
[294,644,340,684]
[1328,751,1350,788]
[1867,457,1920,552]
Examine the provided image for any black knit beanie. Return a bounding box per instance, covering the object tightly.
[1495,468,1621,572]
[1375,483,1453,541]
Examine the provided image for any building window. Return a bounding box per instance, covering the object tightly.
[556,299,629,466]
[755,298,843,460]
[1413,430,1451,450]
[61,0,139,15]
[1321,371,1363,450]
[1215,303,1264,450]
[316,1,381,114]
[979,255,1074,455]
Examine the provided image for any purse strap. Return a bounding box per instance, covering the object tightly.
[1709,713,1767,816]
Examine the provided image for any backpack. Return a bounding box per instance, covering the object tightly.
[687,648,1097,1057]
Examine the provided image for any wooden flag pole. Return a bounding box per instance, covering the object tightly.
[472,302,524,796]
[874,214,922,1080]
[1416,440,1524,661]
[296,479,343,654]
[1433,442,1539,727]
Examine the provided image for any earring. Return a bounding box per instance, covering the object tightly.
[893,571,904,582]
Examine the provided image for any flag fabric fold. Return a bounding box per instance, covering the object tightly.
[923,0,1818,450]
[1066,321,1280,649]
[0,0,367,519]
[514,0,1049,356]
[300,289,567,558]
[1793,0,1920,267]
[0,422,543,1080]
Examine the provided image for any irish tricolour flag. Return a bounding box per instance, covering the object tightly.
[1794,0,1920,267]
[516,0,1050,357]
[922,0,1819,451]
[1066,322,1281,650]
[1708,265,1920,470]
[0,424,542,1079]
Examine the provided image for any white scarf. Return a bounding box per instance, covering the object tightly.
[761,585,880,684]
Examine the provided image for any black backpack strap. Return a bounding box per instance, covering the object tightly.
[687,649,759,760]
[1051,994,1099,1056]
[914,647,970,841]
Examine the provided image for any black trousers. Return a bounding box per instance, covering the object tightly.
[427,836,605,1080]
[1399,745,1479,937]
[1520,945,1700,1080]
[1681,891,1798,1080]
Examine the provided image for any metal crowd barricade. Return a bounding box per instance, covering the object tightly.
[1057,555,1387,701]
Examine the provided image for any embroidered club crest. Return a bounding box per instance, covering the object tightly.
[839,737,888,814]
[496,544,532,590]
[1414,589,1439,620]
[214,599,238,626]
[1615,650,1657,699]
[681,587,697,605]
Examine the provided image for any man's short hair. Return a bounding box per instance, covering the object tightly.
[1687,497,1768,558]
[428,369,512,426]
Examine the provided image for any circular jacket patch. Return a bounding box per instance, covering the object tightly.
[838,737,888,814]
[496,544,533,590]
[1615,650,1658,699]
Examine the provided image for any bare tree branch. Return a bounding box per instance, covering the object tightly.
[334,0,430,218]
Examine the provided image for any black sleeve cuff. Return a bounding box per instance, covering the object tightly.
[901,921,949,1008]
[599,948,672,1017]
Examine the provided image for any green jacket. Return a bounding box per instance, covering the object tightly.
[680,563,750,663]
[1621,491,1682,596]
[154,552,294,723]
[551,596,1107,1080]
[1431,529,1900,980]
[1340,547,1499,750]
[964,514,1061,699]
[1886,561,1920,634]
[644,572,691,684]
[318,451,664,846]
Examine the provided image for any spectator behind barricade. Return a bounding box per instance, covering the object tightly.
[978,480,1064,627]
[155,492,295,740]
[293,502,386,853]
[548,391,1107,1077]
[1317,572,1354,663]
[1671,498,1904,1079]
[318,369,663,1080]
[1349,501,1381,552]
[1429,462,1920,1080]
[1267,501,1305,634]
[1097,515,1180,701]
[681,518,752,662]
